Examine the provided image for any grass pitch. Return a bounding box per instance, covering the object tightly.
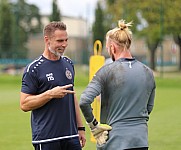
[0,69,181,150]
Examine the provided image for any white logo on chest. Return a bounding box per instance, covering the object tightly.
[46,73,54,81]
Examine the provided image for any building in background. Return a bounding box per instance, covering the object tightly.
[27,15,179,71]
[27,15,90,64]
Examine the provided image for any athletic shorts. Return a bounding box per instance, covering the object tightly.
[33,137,81,150]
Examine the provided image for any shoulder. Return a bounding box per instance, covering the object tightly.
[136,60,155,76]
[138,61,152,71]
[24,56,44,73]
[62,56,74,66]
[94,63,111,79]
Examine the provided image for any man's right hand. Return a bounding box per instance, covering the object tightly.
[91,124,112,145]
[88,118,112,146]
[48,84,75,99]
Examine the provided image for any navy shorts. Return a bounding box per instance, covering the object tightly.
[33,137,81,150]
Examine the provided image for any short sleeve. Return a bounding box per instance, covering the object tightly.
[21,71,38,94]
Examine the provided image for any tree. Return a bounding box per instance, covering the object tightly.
[131,0,181,70]
[92,1,105,48]
[133,0,163,70]
[0,0,41,59]
[174,35,181,70]
[0,0,14,58]
[104,0,181,71]
[164,0,181,70]
[104,0,162,70]
[10,0,41,58]
[50,0,61,21]
[104,0,125,29]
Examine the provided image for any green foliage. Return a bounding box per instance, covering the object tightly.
[92,1,105,47]
[105,0,181,38]
[11,0,41,58]
[0,0,14,58]
[11,0,41,33]
[50,0,61,22]
[0,0,41,59]
[104,0,181,70]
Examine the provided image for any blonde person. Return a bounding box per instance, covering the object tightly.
[80,20,156,150]
[20,21,86,150]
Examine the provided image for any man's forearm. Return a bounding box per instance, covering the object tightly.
[20,90,52,112]
[74,95,84,127]
[20,84,75,112]
[79,98,94,123]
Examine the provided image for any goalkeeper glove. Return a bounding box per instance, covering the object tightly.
[88,118,112,145]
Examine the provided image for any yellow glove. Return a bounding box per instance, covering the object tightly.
[88,118,112,145]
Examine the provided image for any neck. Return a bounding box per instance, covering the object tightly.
[115,50,132,60]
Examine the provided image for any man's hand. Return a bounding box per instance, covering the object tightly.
[91,124,112,145]
[78,130,86,148]
[48,84,75,99]
[88,118,112,145]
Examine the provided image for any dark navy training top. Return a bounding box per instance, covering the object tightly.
[21,55,78,144]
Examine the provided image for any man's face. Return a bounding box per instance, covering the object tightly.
[48,30,68,57]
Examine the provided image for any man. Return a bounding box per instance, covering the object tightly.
[20,21,86,150]
[80,20,156,150]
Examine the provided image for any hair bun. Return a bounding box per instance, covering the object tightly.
[118,19,133,30]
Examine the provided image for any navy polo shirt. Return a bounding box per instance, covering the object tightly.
[21,55,78,144]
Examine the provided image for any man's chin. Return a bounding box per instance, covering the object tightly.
[59,52,64,56]
[51,51,63,57]
[56,52,63,57]
[57,50,64,55]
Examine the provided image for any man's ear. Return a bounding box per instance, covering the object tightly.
[44,36,49,41]
[110,44,114,51]
[111,44,116,54]
[44,36,50,45]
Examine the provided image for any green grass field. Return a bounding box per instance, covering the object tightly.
[0,67,181,150]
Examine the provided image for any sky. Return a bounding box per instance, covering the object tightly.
[26,0,98,23]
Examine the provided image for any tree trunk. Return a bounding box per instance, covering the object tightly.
[150,49,155,70]
[173,35,181,71]
[147,42,159,71]
[179,44,181,71]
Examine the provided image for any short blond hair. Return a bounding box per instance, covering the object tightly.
[106,19,133,49]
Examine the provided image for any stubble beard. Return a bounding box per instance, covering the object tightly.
[48,46,63,57]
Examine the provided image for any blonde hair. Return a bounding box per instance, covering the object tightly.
[106,19,133,49]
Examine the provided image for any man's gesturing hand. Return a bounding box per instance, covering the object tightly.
[48,84,75,99]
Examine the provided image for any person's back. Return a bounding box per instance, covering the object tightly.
[101,58,155,125]
[94,58,155,149]
[80,19,156,150]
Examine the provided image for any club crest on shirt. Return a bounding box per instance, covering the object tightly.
[65,68,72,80]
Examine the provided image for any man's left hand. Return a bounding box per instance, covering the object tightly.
[78,130,86,148]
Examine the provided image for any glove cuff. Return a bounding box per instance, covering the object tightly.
[87,118,99,129]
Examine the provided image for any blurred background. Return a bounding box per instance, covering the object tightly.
[0,0,181,150]
[0,0,181,74]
